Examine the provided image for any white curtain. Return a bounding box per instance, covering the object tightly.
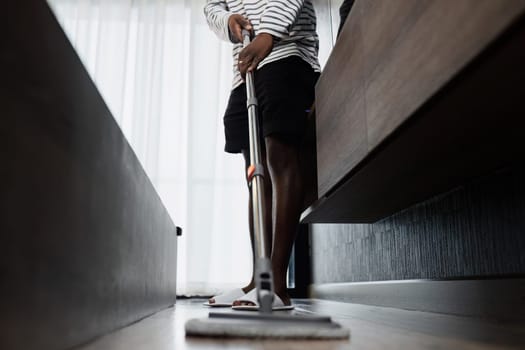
[47,0,253,296]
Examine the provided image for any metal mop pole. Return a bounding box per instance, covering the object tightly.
[242,29,274,314]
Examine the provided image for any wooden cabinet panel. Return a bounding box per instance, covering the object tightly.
[306,0,525,222]
[364,0,525,150]
[303,17,525,222]
[315,0,367,198]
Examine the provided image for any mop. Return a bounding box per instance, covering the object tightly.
[184,30,350,340]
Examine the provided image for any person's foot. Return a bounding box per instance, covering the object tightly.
[277,291,291,306]
[207,284,254,305]
[231,289,294,311]
[232,289,290,307]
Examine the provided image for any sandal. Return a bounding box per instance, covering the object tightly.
[231,289,294,311]
[203,288,246,307]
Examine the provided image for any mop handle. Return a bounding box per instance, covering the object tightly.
[242,30,261,177]
[242,28,266,258]
[242,29,251,49]
[242,29,274,314]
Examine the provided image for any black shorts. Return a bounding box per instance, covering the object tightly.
[223,56,319,154]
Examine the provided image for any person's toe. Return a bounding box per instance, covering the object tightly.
[232,299,255,306]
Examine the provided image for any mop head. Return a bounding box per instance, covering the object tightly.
[185,311,350,339]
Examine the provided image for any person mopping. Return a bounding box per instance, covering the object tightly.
[186,0,349,338]
[203,0,321,311]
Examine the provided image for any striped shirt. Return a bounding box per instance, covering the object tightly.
[204,0,321,90]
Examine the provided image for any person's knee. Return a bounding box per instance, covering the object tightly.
[265,135,299,175]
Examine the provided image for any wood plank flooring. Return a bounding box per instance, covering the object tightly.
[76,299,525,350]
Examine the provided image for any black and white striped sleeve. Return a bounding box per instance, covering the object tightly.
[204,0,232,42]
[259,0,304,39]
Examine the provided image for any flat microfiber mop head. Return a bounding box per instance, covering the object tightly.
[185,311,350,339]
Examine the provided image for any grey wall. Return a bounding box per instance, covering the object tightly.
[311,164,525,284]
[1,2,178,349]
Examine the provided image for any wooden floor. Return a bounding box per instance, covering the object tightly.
[77,299,525,350]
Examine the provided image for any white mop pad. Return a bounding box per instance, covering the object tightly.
[185,311,350,339]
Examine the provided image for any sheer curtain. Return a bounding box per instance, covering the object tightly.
[47,0,252,296]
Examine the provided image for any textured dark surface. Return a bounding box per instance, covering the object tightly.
[311,164,525,283]
[1,2,178,350]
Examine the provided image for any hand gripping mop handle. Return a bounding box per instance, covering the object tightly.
[242,29,274,314]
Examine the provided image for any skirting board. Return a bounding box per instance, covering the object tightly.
[310,278,525,322]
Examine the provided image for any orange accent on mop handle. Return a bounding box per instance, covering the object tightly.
[247,165,256,181]
[247,164,265,182]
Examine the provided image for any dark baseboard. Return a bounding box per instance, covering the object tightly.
[310,277,525,322]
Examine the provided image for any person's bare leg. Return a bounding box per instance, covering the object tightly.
[243,148,256,293]
[231,147,274,306]
[233,135,301,307]
[240,148,274,293]
[242,147,273,286]
[264,135,302,306]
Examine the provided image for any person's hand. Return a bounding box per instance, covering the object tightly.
[228,14,252,43]
[238,33,273,79]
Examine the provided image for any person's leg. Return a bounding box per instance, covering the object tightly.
[241,149,256,293]
[233,56,318,307]
[232,136,301,307]
[208,155,256,304]
[209,85,265,304]
[265,135,303,305]
[239,148,273,294]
